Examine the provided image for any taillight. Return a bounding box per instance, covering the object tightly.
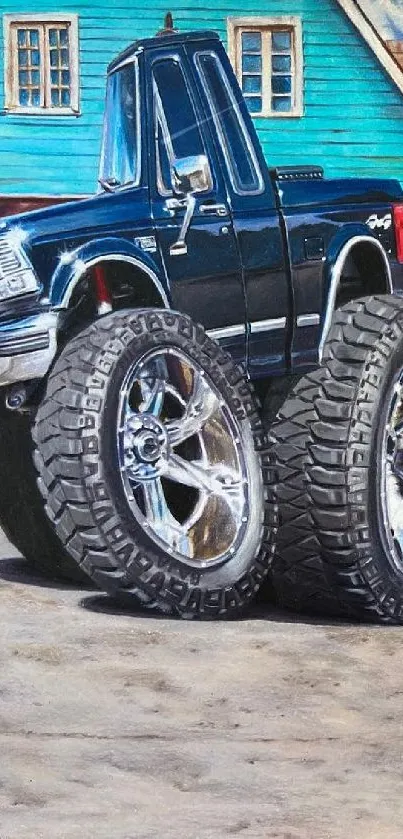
[393,204,403,263]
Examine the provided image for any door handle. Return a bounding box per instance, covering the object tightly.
[199,203,227,217]
[165,194,196,257]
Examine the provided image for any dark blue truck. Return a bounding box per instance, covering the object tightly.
[1,29,403,621]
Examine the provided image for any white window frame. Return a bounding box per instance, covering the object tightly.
[227,16,303,118]
[3,13,79,115]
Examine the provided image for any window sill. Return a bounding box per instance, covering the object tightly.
[2,107,81,117]
[251,109,304,119]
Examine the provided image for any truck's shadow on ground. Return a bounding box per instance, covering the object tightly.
[0,555,94,591]
[0,554,371,627]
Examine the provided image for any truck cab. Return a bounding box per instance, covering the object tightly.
[0,29,402,395]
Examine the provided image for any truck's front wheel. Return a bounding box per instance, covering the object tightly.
[33,309,272,618]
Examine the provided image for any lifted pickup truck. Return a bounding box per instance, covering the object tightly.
[1,29,403,621]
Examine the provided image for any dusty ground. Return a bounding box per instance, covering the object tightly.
[1,531,403,839]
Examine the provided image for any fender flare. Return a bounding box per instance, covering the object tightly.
[319,229,392,361]
[49,237,170,308]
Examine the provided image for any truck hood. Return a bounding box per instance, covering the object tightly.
[276,175,403,211]
[0,188,151,245]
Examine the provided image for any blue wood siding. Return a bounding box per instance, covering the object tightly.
[0,0,403,195]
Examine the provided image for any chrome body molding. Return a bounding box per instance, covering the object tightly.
[59,253,170,309]
[296,313,321,327]
[250,317,286,334]
[319,236,392,362]
[0,311,58,387]
[207,323,245,340]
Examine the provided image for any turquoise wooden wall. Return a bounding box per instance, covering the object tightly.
[0,0,403,195]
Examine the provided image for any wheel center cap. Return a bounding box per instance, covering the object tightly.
[134,429,163,463]
[125,414,169,471]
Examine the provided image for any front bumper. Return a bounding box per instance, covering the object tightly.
[0,310,58,387]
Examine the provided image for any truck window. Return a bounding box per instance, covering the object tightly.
[99,59,140,189]
[152,58,208,196]
[154,82,175,196]
[195,51,263,196]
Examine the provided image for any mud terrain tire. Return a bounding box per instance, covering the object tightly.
[0,409,87,581]
[33,309,272,618]
[267,295,403,623]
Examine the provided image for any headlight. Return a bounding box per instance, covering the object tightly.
[0,229,40,300]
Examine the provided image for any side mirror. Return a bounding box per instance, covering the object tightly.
[171,155,213,196]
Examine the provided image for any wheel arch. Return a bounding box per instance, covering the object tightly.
[319,233,392,361]
[49,237,170,309]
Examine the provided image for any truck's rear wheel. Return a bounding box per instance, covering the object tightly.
[33,309,272,618]
[0,409,87,581]
[268,295,403,623]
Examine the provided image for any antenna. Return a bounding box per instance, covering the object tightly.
[156,12,177,36]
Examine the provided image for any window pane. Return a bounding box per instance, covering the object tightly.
[272,31,291,52]
[51,70,59,85]
[51,88,60,106]
[272,54,291,73]
[61,70,70,85]
[60,48,69,67]
[60,28,69,46]
[153,60,205,162]
[100,62,140,187]
[32,90,40,106]
[272,75,291,94]
[241,32,261,52]
[29,29,39,47]
[61,88,70,106]
[196,52,263,194]
[245,96,262,114]
[18,70,29,86]
[19,89,29,106]
[31,70,40,85]
[242,75,261,94]
[272,96,292,112]
[48,29,58,47]
[242,54,262,74]
[31,50,40,66]
[17,29,26,47]
[18,49,28,67]
[155,95,173,195]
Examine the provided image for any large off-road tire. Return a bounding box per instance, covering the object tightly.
[0,409,87,581]
[33,309,272,619]
[267,295,403,623]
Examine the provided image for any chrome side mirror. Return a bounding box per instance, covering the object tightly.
[171,155,213,196]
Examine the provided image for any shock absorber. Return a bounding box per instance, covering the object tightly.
[93,264,113,315]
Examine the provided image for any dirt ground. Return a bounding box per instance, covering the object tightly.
[1,530,403,839]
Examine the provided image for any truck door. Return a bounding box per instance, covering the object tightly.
[191,46,290,377]
[146,48,247,365]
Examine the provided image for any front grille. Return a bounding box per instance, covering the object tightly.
[0,235,23,279]
[0,330,50,356]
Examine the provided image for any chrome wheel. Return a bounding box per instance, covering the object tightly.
[117,348,250,567]
[380,371,403,570]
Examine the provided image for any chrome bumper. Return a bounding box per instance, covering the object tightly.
[0,311,58,386]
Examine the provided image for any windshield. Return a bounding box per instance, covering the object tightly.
[99,60,140,189]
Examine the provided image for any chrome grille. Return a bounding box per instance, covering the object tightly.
[0,235,23,279]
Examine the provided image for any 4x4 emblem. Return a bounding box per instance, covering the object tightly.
[366,213,392,231]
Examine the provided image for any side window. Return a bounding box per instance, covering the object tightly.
[154,83,175,196]
[152,58,208,196]
[195,51,263,196]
